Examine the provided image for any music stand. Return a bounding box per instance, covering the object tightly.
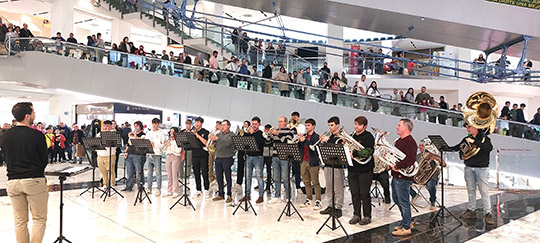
[316,143,349,237]
[170,132,199,211]
[130,139,154,206]
[231,135,259,216]
[99,131,124,202]
[79,138,105,198]
[427,135,462,226]
[274,143,304,221]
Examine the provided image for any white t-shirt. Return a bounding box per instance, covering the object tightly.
[146,129,167,155]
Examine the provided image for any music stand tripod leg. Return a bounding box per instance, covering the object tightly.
[54,176,72,243]
[80,150,103,198]
[233,153,256,216]
[316,165,348,236]
[102,146,124,202]
[278,159,303,221]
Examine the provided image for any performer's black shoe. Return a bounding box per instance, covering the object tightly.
[320,206,333,214]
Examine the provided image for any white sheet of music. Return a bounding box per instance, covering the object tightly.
[343,146,354,167]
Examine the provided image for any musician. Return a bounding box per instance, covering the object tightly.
[298,118,322,209]
[192,117,210,198]
[372,167,391,204]
[180,119,193,186]
[211,120,235,203]
[290,111,302,193]
[2,102,48,243]
[97,120,117,188]
[208,121,222,184]
[268,116,295,204]
[242,117,266,204]
[164,127,183,198]
[410,140,446,210]
[390,119,417,236]
[262,124,273,192]
[145,118,166,196]
[123,121,145,192]
[450,123,495,225]
[319,116,344,218]
[233,120,250,193]
[348,116,375,225]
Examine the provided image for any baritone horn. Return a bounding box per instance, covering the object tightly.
[372,128,418,177]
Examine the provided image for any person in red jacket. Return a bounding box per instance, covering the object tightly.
[390,119,417,236]
[52,129,66,162]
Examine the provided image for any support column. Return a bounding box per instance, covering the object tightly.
[326,24,344,77]
[50,0,74,37]
[49,94,75,125]
[111,19,131,45]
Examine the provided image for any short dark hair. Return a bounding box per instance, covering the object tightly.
[305,118,316,126]
[216,120,222,124]
[327,116,340,125]
[221,120,230,126]
[186,119,192,124]
[291,111,300,117]
[520,103,526,107]
[440,96,445,99]
[354,116,368,126]
[12,102,33,122]
[505,101,510,105]
[134,121,143,129]
[103,120,112,125]
[194,117,204,123]
[56,32,61,35]
[152,118,161,124]
[252,116,261,123]
[264,124,272,129]
[213,50,218,55]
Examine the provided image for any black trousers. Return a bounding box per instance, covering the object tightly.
[348,171,373,218]
[292,161,302,189]
[192,155,209,191]
[264,156,272,190]
[372,171,390,200]
[236,151,246,185]
[215,157,233,197]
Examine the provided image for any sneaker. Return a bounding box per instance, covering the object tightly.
[163,192,172,197]
[254,186,259,190]
[485,213,496,225]
[256,196,264,204]
[430,202,437,210]
[394,223,414,230]
[155,189,161,196]
[205,190,212,198]
[213,196,225,201]
[313,200,322,210]
[320,206,332,215]
[226,197,233,203]
[268,198,282,204]
[359,217,371,225]
[384,197,391,204]
[334,209,343,218]
[300,199,311,208]
[121,188,132,192]
[459,209,477,219]
[296,188,303,195]
[172,193,180,198]
[195,191,202,198]
[146,188,152,194]
[392,227,411,236]
[349,215,361,224]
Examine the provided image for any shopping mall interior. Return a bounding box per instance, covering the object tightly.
[1,0,540,242]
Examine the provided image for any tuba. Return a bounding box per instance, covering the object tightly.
[335,127,371,165]
[414,137,441,185]
[460,92,497,160]
[372,128,418,177]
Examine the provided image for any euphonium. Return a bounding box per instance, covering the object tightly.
[460,92,497,160]
[203,129,220,152]
[335,127,371,165]
[372,128,418,177]
[414,137,441,185]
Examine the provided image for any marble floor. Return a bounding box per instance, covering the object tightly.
[1,164,540,242]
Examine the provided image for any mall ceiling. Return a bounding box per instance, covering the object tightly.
[208,0,540,60]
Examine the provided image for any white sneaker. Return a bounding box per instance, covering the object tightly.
[195,191,202,198]
[146,188,152,194]
[172,193,180,198]
[164,192,172,197]
[297,188,303,195]
[155,189,161,196]
[205,190,212,198]
[281,188,285,196]
[313,200,322,210]
[300,199,311,208]
[268,198,282,204]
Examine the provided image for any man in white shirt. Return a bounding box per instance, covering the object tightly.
[226,57,240,87]
[353,74,368,110]
[97,120,116,188]
[145,118,166,196]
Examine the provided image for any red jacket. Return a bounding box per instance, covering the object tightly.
[52,134,66,149]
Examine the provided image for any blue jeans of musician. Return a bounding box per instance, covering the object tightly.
[146,154,162,190]
[272,156,290,199]
[246,155,264,197]
[125,154,144,190]
[410,177,438,204]
[392,178,413,230]
[464,166,491,213]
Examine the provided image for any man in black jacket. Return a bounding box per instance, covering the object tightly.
[450,124,495,225]
[1,102,49,243]
[298,118,322,209]
[348,116,375,225]
[500,101,511,120]
[263,63,274,93]
[19,23,34,51]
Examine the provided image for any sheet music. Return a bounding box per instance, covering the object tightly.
[343,146,353,167]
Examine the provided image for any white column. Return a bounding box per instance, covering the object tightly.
[49,94,75,125]
[50,0,74,37]
[111,19,131,45]
[326,24,344,76]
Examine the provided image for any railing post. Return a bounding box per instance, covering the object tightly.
[120,0,124,19]
[204,21,208,46]
[7,36,11,55]
[165,13,169,36]
[152,3,155,27]
[496,148,500,190]
[220,27,224,55]
[181,23,184,45]
[139,1,143,19]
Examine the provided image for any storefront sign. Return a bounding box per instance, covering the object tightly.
[486,0,540,10]
[76,103,114,114]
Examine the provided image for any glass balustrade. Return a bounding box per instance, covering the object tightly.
[6,37,540,143]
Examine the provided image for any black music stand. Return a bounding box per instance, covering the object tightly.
[316,143,349,237]
[427,135,462,226]
[46,166,92,243]
[231,135,259,216]
[100,131,124,202]
[275,143,304,221]
[170,132,199,211]
[79,137,105,198]
[130,139,154,206]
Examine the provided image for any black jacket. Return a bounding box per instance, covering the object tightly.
[349,131,375,173]
[262,65,273,79]
[516,109,526,123]
[19,28,34,38]
[500,106,510,119]
[67,130,85,145]
[450,132,492,167]
[298,132,320,167]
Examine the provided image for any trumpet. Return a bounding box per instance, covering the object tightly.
[203,129,220,152]
[291,133,308,144]
[309,130,332,151]
[263,126,276,139]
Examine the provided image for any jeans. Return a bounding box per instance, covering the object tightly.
[272,156,290,199]
[410,177,438,204]
[391,178,413,230]
[193,155,210,191]
[146,154,162,190]
[65,144,73,160]
[246,155,264,197]
[464,167,491,212]
[125,154,144,190]
[215,157,234,197]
